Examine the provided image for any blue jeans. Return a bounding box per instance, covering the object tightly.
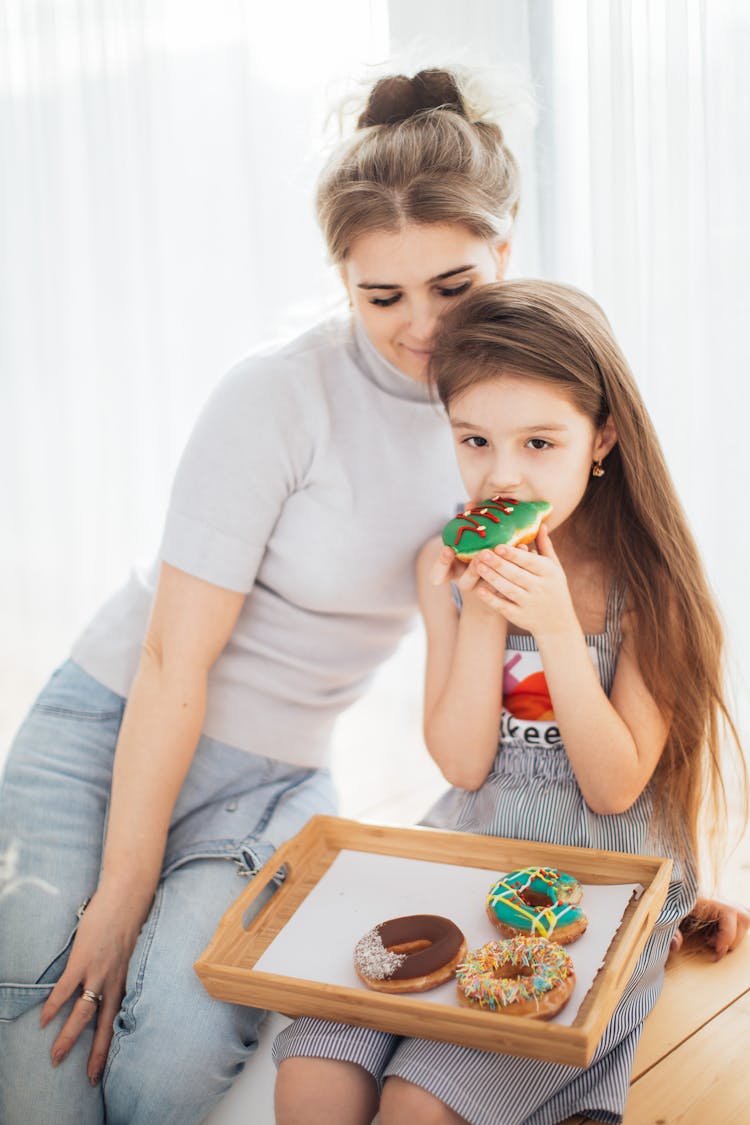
[0,661,336,1125]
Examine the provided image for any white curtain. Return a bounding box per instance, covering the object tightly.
[3,2,748,801]
[559,1,750,745]
[0,0,389,744]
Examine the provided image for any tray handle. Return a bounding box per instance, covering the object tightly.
[213,832,305,941]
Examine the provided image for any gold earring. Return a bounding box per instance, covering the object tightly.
[592,460,605,478]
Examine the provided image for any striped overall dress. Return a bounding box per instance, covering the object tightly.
[273,585,697,1124]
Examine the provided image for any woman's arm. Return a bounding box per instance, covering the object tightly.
[472,524,667,815]
[417,538,507,790]
[41,562,246,1082]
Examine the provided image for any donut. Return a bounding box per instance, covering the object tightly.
[442,496,552,561]
[456,936,575,1019]
[353,914,467,993]
[487,867,588,945]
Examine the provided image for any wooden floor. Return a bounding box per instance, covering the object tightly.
[563,936,750,1124]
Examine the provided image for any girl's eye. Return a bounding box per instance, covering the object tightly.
[462,435,489,448]
[438,281,471,299]
[370,293,401,307]
[527,438,552,451]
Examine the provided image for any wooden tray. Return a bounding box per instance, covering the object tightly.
[194,815,672,1066]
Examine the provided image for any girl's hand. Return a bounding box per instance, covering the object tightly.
[431,544,472,587]
[671,897,750,959]
[467,523,576,637]
[40,890,144,1086]
[431,545,498,610]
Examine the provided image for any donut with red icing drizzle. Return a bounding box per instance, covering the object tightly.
[442,496,552,560]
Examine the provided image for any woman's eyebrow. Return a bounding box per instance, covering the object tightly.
[357,264,477,290]
[432,264,476,281]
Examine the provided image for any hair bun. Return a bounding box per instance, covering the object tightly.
[357,68,465,128]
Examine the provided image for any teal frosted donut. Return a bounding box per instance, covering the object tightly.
[486,866,587,945]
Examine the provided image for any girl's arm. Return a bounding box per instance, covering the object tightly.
[41,562,246,1082]
[473,524,667,815]
[672,898,750,958]
[417,538,507,790]
[539,606,667,814]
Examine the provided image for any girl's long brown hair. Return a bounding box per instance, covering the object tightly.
[429,280,746,876]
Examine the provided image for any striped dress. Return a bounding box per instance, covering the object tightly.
[273,584,697,1124]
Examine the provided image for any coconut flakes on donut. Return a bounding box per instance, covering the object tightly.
[353,926,407,980]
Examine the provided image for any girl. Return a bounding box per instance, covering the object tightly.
[274,280,747,1125]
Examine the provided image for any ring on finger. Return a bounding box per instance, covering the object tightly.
[81,989,103,1005]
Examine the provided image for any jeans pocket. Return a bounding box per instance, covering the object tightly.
[0,910,80,1021]
[30,661,125,723]
[161,836,284,884]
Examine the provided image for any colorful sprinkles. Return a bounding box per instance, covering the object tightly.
[456,936,573,1011]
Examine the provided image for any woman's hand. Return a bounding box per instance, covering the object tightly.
[40,889,145,1086]
[465,523,576,637]
[671,896,750,959]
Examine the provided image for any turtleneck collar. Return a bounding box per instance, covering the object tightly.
[351,316,437,404]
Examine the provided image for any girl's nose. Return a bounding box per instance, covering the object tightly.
[486,462,522,497]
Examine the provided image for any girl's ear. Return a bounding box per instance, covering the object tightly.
[494,240,511,280]
[594,415,618,461]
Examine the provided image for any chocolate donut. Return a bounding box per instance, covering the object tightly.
[354,914,467,993]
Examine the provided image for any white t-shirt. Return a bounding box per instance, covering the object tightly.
[71,316,464,767]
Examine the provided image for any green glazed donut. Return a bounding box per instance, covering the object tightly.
[442,496,552,560]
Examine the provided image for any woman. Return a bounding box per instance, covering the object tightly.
[0,68,516,1125]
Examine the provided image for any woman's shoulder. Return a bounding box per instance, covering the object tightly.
[206,317,351,420]
[232,316,351,382]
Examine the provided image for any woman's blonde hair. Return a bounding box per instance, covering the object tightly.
[429,280,746,877]
[316,68,520,262]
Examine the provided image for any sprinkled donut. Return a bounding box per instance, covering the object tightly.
[487,867,588,945]
[442,496,552,561]
[353,915,467,994]
[456,936,575,1019]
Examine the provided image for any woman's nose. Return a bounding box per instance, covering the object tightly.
[408,300,438,341]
